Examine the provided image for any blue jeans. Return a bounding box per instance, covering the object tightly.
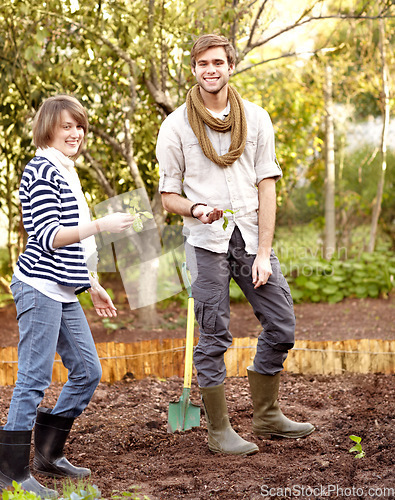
[5,277,102,431]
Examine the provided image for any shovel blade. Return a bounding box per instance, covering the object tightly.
[167,389,200,433]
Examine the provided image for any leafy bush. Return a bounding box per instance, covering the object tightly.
[286,249,394,303]
[270,224,395,303]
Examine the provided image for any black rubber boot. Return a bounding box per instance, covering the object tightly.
[0,427,58,498]
[34,408,91,479]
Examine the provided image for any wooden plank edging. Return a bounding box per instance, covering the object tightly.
[0,338,394,385]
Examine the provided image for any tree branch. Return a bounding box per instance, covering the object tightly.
[89,125,125,157]
[144,77,175,115]
[81,150,116,199]
[234,45,344,76]
[245,0,270,54]
[240,9,395,60]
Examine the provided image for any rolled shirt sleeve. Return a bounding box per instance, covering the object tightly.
[157,118,184,195]
[254,108,282,184]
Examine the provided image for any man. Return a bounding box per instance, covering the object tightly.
[156,34,314,455]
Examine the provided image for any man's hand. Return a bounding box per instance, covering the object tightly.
[252,254,272,288]
[89,285,117,317]
[194,206,224,224]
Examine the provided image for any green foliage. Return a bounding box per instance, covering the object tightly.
[349,435,366,459]
[277,147,395,232]
[1,482,40,500]
[61,479,101,500]
[78,292,93,309]
[0,292,13,308]
[1,480,150,500]
[229,279,247,303]
[0,246,11,278]
[273,225,394,303]
[286,250,394,303]
[102,317,123,333]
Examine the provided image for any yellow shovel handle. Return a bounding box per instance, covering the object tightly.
[183,296,195,389]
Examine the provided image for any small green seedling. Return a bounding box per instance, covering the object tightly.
[349,435,365,459]
[222,209,239,231]
[102,317,121,333]
[129,200,154,233]
[2,481,40,499]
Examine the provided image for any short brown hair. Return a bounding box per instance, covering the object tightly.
[190,34,236,69]
[32,95,89,159]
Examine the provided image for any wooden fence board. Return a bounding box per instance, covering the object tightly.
[0,338,394,386]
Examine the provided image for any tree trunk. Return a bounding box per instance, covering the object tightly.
[368,19,389,253]
[324,64,336,260]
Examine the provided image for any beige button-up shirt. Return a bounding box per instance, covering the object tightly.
[157,99,282,254]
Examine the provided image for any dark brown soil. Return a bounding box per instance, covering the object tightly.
[0,292,394,499]
[0,374,393,500]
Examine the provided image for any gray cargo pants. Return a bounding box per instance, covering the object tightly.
[185,226,295,387]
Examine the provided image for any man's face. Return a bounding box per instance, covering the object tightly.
[192,46,234,96]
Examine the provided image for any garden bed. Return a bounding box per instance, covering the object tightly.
[0,295,394,498]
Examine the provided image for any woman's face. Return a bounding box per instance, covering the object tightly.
[48,109,85,157]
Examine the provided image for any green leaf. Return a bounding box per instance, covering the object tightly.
[132,216,144,232]
[322,285,339,295]
[327,292,344,303]
[140,211,153,219]
[310,294,321,302]
[305,281,320,290]
[290,289,304,301]
[222,216,229,231]
[355,285,367,297]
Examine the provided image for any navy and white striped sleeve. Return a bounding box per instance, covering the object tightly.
[29,175,62,253]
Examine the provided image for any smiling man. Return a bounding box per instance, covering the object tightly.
[156,34,314,456]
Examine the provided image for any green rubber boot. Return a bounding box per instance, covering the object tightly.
[247,366,315,438]
[200,383,258,455]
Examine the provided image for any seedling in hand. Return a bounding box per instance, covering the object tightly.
[349,435,365,459]
[222,209,239,231]
[129,200,153,233]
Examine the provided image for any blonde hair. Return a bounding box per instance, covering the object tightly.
[190,34,236,69]
[33,95,89,159]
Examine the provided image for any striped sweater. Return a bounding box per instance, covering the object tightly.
[16,156,90,293]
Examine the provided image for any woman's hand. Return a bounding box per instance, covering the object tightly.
[89,284,118,317]
[97,212,134,233]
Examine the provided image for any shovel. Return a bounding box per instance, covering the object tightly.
[167,262,200,433]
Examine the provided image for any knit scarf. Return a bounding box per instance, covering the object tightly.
[186,84,247,167]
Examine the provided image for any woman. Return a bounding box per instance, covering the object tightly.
[0,95,134,498]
